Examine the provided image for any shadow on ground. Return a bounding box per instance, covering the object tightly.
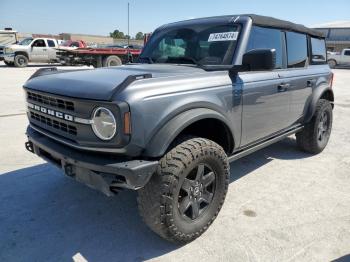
[0,137,311,261]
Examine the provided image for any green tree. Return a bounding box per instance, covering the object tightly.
[135,32,144,40]
[109,29,125,39]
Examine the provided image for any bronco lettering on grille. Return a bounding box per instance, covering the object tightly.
[28,102,75,122]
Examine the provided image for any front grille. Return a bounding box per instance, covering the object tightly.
[27,91,75,111]
[30,111,77,136]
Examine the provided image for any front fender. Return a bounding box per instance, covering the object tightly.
[143,108,234,158]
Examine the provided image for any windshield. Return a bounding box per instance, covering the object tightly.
[140,24,240,65]
[18,38,33,46]
[0,33,17,46]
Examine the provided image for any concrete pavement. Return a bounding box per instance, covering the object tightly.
[0,62,349,262]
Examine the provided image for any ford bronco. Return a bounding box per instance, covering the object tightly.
[24,15,334,243]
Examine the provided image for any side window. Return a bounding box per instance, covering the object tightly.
[311,37,327,64]
[156,37,186,57]
[344,50,350,56]
[71,42,80,47]
[32,39,46,47]
[47,40,56,47]
[246,26,283,69]
[286,32,308,68]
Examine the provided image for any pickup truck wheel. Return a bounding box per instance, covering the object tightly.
[296,99,333,154]
[138,137,229,243]
[328,59,337,69]
[103,55,122,67]
[14,54,28,67]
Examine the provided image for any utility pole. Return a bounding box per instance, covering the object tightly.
[127,2,130,47]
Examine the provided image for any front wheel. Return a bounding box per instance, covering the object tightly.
[14,54,28,67]
[296,99,333,154]
[138,137,230,243]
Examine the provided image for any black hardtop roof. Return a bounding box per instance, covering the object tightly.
[163,14,324,38]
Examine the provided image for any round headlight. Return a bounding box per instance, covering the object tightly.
[91,107,116,140]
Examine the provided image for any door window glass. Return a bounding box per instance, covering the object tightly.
[32,39,46,47]
[246,26,283,69]
[47,40,56,47]
[311,37,326,64]
[286,32,308,68]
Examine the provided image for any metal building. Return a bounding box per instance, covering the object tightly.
[312,21,350,52]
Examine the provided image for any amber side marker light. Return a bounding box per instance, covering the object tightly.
[124,112,131,135]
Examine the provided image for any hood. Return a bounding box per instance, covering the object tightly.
[7,44,25,49]
[24,64,206,101]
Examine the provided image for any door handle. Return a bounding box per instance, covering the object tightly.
[43,49,47,51]
[277,83,290,92]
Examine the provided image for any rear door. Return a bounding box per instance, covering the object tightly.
[240,26,291,145]
[30,39,49,62]
[342,50,350,64]
[46,39,57,61]
[278,32,315,124]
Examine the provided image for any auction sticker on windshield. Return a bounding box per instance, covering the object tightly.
[208,32,239,42]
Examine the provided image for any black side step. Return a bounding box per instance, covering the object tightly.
[228,126,303,162]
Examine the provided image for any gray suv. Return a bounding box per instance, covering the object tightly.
[24,14,334,243]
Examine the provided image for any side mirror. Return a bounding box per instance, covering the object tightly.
[242,49,276,71]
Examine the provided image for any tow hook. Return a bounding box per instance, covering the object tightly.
[25,141,34,153]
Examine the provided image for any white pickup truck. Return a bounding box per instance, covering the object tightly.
[3,37,59,67]
[327,49,350,68]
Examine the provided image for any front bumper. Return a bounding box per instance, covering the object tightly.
[26,126,158,196]
[3,53,15,62]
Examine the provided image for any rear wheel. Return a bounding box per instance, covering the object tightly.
[328,59,337,69]
[138,137,230,243]
[14,54,28,67]
[103,55,122,67]
[296,99,333,154]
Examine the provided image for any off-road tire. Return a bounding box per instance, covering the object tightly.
[296,99,333,154]
[137,137,230,243]
[14,54,28,67]
[103,55,122,67]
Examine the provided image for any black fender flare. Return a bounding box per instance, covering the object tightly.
[304,85,334,123]
[144,108,235,158]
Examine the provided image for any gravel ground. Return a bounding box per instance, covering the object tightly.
[0,62,349,262]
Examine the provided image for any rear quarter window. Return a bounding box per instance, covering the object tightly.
[286,32,308,68]
[311,37,327,64]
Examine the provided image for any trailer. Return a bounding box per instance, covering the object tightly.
[56,47,142,67]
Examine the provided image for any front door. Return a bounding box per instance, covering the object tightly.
[239,26,292,146]
[240,71,291,145]
[30,39,49,62]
